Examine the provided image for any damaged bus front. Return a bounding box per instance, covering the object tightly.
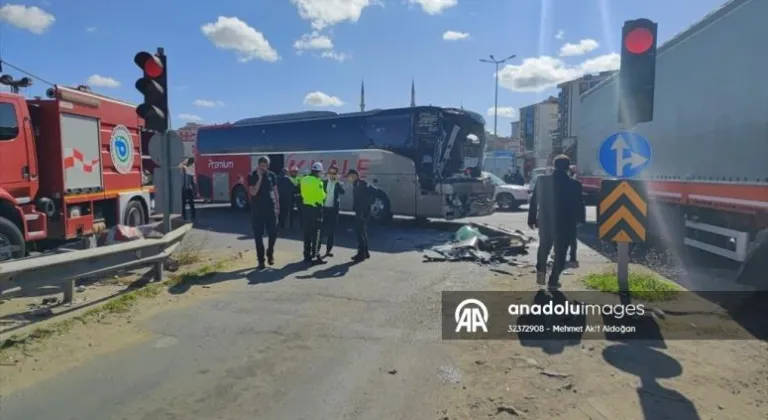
[417,107,496,219]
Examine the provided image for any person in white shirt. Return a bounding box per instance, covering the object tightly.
[321,165,345,257]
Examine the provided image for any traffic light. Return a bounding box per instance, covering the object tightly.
[134,50,168,132]
[618,18,657,126]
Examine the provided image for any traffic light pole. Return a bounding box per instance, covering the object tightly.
[616,122,632,306]
[161,129,172,233]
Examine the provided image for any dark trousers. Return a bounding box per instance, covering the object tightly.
[182,188,196,221]
[302,205,323,260]
[536,228,575,285]
[278,199,296,229]
[252,206,277,263]
[322,207,338,253]
[568,235,577,261]
[354,215,370,257]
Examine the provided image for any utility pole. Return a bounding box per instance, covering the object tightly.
[480,54,516,138]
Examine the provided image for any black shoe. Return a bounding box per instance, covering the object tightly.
[257,262,266,270]
[311,258,326,266]
[365,252,371,259]
[267,255,275,265]
[325,250,334,257]
[352,254,365,263]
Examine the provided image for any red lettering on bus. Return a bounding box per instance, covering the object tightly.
[357,158,370,174]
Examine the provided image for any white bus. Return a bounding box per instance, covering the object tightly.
[195,106,496,223]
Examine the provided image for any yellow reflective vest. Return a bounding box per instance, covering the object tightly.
[300,175,326,206]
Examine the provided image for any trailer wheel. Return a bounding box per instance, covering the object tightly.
[123,200,147,227]
[370,190,392,225]
[0,216,25,261]
[231,186,250,212]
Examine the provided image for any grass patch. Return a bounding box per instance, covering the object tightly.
[171,233,211,266]
[583,270,681,302]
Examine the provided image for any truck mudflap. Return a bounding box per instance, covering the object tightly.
[439,179,496,220]
[735,229,768,288]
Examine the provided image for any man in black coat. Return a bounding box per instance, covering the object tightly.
[527,155,586,289]
[248,156,280,269]
[346,169,376,262]
[276,168,297,230]
[321,165,345,257]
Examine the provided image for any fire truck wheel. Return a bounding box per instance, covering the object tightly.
[0,216,25,261]
[123,200,147,227]
[231,186,250,212]
[370,190,392,225]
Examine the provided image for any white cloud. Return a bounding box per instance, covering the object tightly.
[0,4,55,34]
[320,50,350,62]
[201,16,279,62]
[179,113,203,122]
[193,99,225,108]
[579,53,620,74]
[498,53,619,92]
[555,29,564,40]
[442,30,469,41]
[294,31,334,51]
[86,74,120,88]
[559,39,599,57]
[304,91,344,107]
[86,26,96,33]
[291,0,374,31]
[487,107,518,120]
[409,0,457,15]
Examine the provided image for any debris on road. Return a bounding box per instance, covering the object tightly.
[422,222,531,265]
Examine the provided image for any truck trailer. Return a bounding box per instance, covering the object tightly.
[575,0,768,267]
[0,84,153,261]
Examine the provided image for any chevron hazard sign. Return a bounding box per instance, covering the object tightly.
[598,180,648,243]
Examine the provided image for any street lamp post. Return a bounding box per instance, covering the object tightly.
[480,54,516,138]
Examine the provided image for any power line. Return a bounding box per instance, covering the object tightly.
[0,59,55,87]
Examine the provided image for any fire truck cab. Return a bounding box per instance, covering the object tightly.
[0,85,152,261]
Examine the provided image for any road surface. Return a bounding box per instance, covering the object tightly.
[1,205,765,419]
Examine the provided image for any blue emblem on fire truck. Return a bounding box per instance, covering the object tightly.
[110,125,134,174]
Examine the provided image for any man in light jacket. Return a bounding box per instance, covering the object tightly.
[321,165,345,257]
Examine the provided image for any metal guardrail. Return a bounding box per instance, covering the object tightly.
[0,224,193,302]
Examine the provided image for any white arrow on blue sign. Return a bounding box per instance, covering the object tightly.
[598,131,652,178]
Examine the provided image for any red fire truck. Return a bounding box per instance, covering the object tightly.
[0,84,153,261]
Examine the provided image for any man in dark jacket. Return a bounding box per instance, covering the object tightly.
[249,156,280,269]
[277,168,297,230]
[527,155,585,289]
[321,165,345,257]
[346,169,376,262]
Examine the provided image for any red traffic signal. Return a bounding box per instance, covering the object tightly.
[134,51,164,78]
[624,27,654,54]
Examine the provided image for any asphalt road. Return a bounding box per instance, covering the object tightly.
[0,205,496,420]
[1,205,759,420]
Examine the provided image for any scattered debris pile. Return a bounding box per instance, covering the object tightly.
[423,222,531,264]
[97,223,165,246]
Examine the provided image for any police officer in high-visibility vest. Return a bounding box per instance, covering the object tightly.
[300,162,326,264]
[289,166,302,228]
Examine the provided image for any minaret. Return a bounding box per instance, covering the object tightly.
[410,79,416,107]
[360,80,366,112]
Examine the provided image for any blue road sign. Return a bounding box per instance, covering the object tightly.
[598,131,652,178]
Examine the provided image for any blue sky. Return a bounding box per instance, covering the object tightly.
[0,0,725,135]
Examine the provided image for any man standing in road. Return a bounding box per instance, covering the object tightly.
[277,168,297,230]
[527,155,585,289]
[289,166,303,228]
[180,157,196,222]
[322,165,345,257]
[249,156,279,269]
[346,169,376,262]
[566,165,583,267]
[300,162,327,265]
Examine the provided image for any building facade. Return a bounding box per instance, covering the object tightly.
[519,97,559,170]
[556,71,617,160]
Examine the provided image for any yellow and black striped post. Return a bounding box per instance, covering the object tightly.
[598,180,648,243]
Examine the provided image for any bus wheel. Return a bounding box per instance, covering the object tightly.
[370,191,392,224]
[496,193,517,211]
[231,186,250,212]
[123,200,147,226]
[0,216,25,261]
